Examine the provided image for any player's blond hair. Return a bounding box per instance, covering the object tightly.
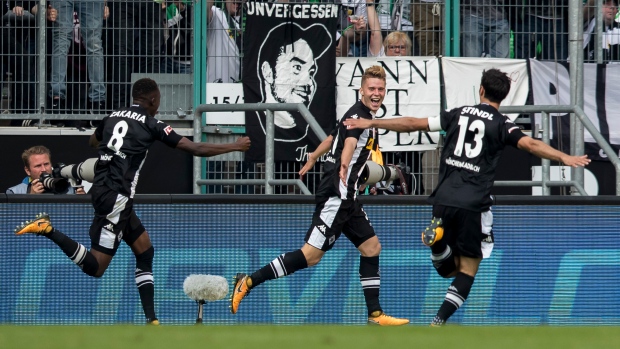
[361,65,386,86]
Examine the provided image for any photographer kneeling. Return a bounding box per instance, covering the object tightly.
[6,145,86,195]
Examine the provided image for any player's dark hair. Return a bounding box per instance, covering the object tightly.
[132,78,159,99]
[480,69,511,103]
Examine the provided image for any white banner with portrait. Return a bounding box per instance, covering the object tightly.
[441,57,529,121]
[335,57,442,152]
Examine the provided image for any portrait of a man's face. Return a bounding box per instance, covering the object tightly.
[255,22,332,141]
[243,5,338,160]
[262,39,317,106]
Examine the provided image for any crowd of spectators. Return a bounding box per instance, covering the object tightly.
[3,1,618,198]
[1,0,618,124]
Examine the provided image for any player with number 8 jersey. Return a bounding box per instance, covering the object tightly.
[14,78,250,324]
[94,104,181,197]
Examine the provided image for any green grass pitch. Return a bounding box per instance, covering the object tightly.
[1,325,619,349]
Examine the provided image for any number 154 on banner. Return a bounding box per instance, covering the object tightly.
[205,83,245,125]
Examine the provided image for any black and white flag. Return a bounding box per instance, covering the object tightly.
[530,60,620,161]
[243,2,339,161]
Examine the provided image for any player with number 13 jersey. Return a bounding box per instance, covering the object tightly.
[428,103,523,212]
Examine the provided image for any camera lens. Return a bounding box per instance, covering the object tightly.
[39,173,70,193]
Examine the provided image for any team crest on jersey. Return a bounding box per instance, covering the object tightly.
[164,125,173,135]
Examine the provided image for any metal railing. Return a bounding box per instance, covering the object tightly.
[193,103,327,195]
[497,105,620,196]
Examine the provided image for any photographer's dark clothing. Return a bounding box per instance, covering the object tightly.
[428,103,526,212]
[315,100,375,200]
[93,104,183,198]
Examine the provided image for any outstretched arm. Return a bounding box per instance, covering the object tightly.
[344,116,432,132]
[299,135,333,176]
[366,2,383,57]
[176,136,250,157]
[517,136,591,167]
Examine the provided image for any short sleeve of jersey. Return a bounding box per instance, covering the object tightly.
[148,118,183,147]
[343,115,364,140]
[439,108,460,130]
[502,119,527,148]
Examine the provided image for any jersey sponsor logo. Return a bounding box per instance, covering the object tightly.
[461,106,494,120]
[324,155,336,163]
[349,114,359,119]
[114,151,127,159]
[445,157,481,172]
[109,110,147,123]
[103,223,114,232]
[316,224,326,233]
[164,125,173,135]
[100,154,113,161]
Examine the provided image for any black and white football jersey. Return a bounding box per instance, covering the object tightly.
[428,103,526,211]
[93,105,183,197]
[315,101,377,200]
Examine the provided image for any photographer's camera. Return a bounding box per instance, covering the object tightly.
[360,161,411,195]
[53,158,98,183]
[39,172,70,193]
[38,158,99,193]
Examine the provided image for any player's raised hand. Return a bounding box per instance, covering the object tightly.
[236,137,251,151]
[299,155,317,177]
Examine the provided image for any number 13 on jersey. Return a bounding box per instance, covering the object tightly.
[454,116,485,158]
